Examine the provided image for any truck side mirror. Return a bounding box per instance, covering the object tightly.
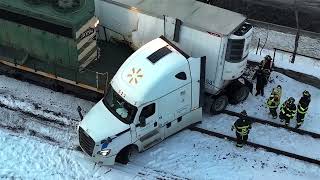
[139,116,146,127]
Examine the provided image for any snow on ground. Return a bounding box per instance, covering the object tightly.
[0,130,133,180]
[135,130,319,180]
[1,25,320,179]
[200,113,320,160]
[228,71,320,134]
[249,26,320,79]
[1,70,320,179]
[250,26,320,58]
[248,49,320,79]
[0,75,95,120]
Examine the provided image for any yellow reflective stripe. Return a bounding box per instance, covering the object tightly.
[298,105,308,112]
[297,109,307,114]
[297,121,304,125]
[237,125,250,129]
[236,130,248,136]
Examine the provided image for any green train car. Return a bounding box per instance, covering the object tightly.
[0,0,99,70]
[0,0,112,92]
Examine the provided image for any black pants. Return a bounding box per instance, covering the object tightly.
[279,112,290,126]
[255,84,264,96]
[296,113,305,128]
[236,132,248,147]
[269,108,277,118]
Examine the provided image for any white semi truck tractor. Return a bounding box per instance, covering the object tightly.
[78,36,205,165]
[95,0,254,113]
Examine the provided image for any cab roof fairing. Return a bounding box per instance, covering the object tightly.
[110,38,191,107]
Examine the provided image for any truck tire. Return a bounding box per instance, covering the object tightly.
[116,145,138,164]
[229,85,250,105]
[210,95,228,115]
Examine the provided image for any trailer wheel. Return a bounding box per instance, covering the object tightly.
[210,95,228,115]
[116,145,138,164]
[230,85,250,104]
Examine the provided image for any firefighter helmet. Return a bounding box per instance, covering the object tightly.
[288,97,295,104]
[303,90,310,97]
[240,110,247,116]
[264,55,272,61]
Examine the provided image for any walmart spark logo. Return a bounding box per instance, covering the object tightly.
[127,68,143,84]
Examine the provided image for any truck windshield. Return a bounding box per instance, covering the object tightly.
[102,86,137,124]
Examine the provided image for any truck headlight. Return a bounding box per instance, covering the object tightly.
[98,149,111,156]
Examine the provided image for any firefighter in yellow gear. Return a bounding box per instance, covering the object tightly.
[231,110,252,147]
[279,97,297,126]
[296,90,311,128]
[266,85,282,119]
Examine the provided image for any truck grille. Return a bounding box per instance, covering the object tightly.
[78,127,95,156]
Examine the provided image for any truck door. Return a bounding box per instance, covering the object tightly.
[135,103,161,149]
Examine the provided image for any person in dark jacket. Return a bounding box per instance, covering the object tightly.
[296,90,311,128]
[260,55,273,82]
[279,97,297,126]
[231,110,252,147]
[252,65,267,96]
[260,55,273,71]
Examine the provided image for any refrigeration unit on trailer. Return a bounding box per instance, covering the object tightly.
[95,0,253,113]
[78,36,205,165]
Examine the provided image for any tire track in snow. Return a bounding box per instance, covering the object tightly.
[0,94,189,180]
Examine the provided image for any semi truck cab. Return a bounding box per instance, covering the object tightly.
[78,36,204,165]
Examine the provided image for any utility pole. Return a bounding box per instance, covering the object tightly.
[291,0,300,63]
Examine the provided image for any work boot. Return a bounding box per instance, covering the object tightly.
[272,115,277,119]
[280,119,284,122]
[236,143,243,148]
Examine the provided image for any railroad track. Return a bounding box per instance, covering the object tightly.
[0,95,188,180]
[188,110,320,167]
[222,110,320,139]
[0,94,80,128]
[189,126,320,166]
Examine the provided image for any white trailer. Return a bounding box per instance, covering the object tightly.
[95,0,254,112]
[78,37,204,165]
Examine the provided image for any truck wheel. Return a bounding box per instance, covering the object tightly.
[210,95,228,115]
[230,85,250,104]
[116,145,138,164]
